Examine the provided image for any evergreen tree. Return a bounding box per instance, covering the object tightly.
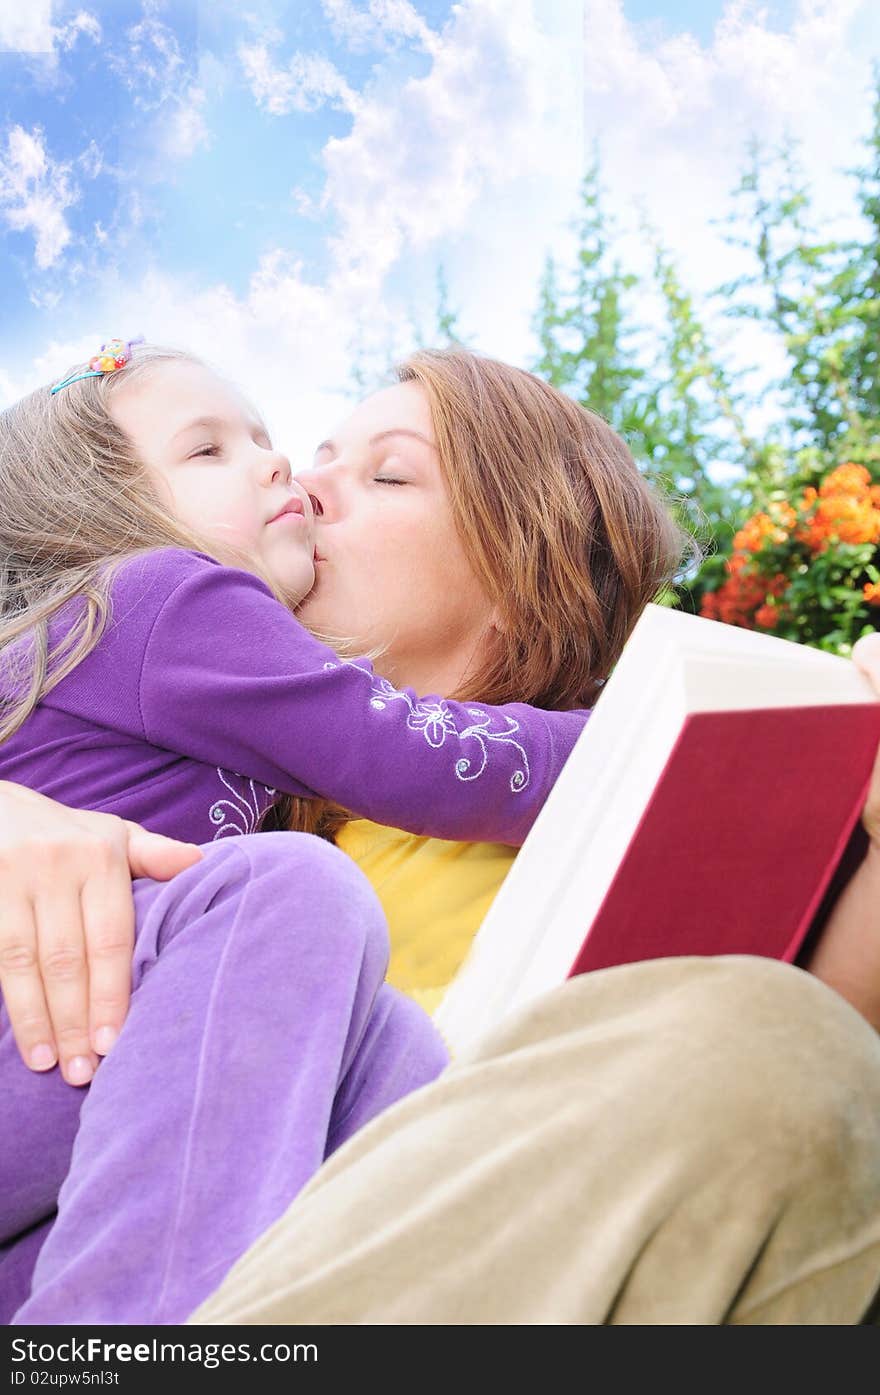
[531,160,749,539]
[719,81,880,468]
[832,72,880,450]
[647,242,755,538]
[434,264,466,346]
[533,254,568,387]
[531,161,644,430]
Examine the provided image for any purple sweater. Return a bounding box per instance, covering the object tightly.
[0,549,589,847]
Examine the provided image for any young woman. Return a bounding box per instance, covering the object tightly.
[0,344,689,1323]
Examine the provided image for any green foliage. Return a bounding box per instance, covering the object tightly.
[532,74,880,653]
[433,265,466,346]
[530,163,758,543]
[532,163,644,422]
[719,134,880,463]
[644,242,756,536]
[774,542,878,654]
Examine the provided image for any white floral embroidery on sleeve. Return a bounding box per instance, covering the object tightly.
[209,769,278,839]
[325,661,530,793]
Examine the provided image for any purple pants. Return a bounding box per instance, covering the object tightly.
[0,832,449,1325]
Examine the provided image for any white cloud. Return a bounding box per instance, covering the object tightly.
[320,0,583,290]
[575,0,880,408]
[3,0,586,438]
[0,4,100,57]
[0,2,54,53]
[239,41,360,115]
[292,186,318,217]
[110,3,184,109]
[108,9,216,166]
[234,0,582,374]
[0,256,359,461]
[581,0,879,284]
[160,85,211,159]
[321,0,439,54]
[0,126,78,269]
[78,139,104,179]
[15,0,878,465]
[57,11,102,50]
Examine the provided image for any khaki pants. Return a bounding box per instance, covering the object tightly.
[190,957,880,1325]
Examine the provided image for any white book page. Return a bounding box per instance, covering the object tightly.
[682,652,876,711]
[435,654,686,1051]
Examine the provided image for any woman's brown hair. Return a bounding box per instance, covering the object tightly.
[396,347,693,710]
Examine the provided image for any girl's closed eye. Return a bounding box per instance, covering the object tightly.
[374,475,406,485]
[190,444,221,459]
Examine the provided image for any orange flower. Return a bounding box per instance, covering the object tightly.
[704,462,880,634]
[732,510,790,552]
[819,463,871,498]
[794,465,880,552]
[771,500,797,530]
[807,494,880,550]
[700,567,788,630]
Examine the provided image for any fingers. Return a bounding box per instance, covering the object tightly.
[853,635,880,845]
[83,821,199,1055]
[0,895,58,1074]
[80,851,136,1061]
[124,823,203,881]
[32,883,99,1086]
[0,803,132,1082]
[0,790,201,1079]
[852,633,880,692]
[29,819,134,1084]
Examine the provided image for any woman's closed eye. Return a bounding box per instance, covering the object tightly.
[372,451,410,486]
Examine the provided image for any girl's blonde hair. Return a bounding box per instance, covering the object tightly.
[396,347,694,710]
[0,345,291,744]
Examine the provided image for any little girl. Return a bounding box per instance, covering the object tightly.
[0,340,589,1324]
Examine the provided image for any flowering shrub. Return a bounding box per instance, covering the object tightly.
[695,463,880,655]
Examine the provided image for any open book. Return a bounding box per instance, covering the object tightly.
[434,603,880,1057]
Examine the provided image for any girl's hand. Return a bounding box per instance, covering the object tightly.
[0,781,202,1085]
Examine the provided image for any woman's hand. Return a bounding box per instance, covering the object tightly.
[804,633,880,1030]
[0,781,202,1085]
[853,634,880,849]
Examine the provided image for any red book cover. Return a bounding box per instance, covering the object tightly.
[569,704,880,977]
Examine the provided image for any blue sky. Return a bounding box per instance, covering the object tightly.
[1,1,879,457]
[625,0,797,43]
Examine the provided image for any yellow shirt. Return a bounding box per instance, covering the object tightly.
[335,819,517,1016]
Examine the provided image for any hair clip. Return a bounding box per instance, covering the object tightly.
[50,336,145,394]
